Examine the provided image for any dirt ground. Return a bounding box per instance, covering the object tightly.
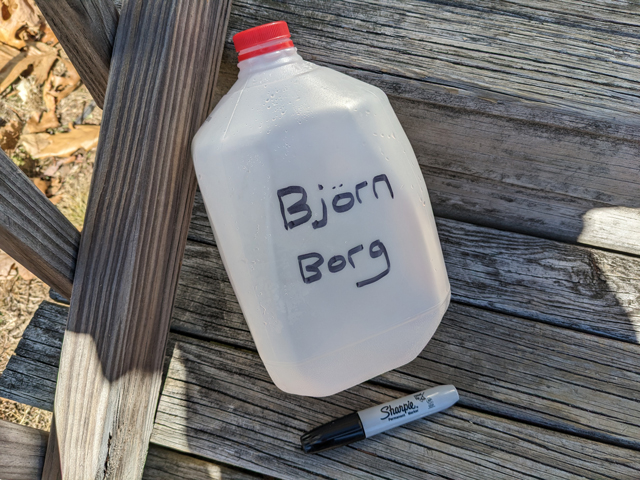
[1,0,101,430]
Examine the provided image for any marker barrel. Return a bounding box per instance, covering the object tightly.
[358,384,458,437]
[301,385,458,453]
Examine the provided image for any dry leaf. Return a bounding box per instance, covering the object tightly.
[42,156,73,177]
[0,43,22,71]
[25,109,59,133]
[39,23,57,44]
[30,176,49,194]
[31,52,56,83]
[0,251,16,279]
[19,131,50,157]
[39,125,99,157]
[30,41,57,56]
[0,0,42,49]
[20,125,100,159]
[56,163,71,178]
[0,119,22,151]
[16,264,36,280]
[0,49,57,93]
[14,77,29,101]
[46,58,80,101]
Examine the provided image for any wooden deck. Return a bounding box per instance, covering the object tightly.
[2,0,640,478]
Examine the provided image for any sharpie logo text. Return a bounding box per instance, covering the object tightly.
[380,400,418,420]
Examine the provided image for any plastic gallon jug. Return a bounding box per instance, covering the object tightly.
[192,21,450,397]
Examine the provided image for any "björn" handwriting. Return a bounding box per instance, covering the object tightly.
[277,174,394,230]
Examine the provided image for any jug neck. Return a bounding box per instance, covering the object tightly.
[237,47,303,78]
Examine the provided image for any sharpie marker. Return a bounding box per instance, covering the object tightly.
[301,385,459,453]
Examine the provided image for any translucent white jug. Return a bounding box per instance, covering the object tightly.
[192,22,450,397]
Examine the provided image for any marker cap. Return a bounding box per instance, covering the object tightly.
[300,412,365,453]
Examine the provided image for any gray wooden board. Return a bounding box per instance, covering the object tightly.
[0,149,79,299]
[6,293,640,453]
[12,0,640,298]
[143,447,264,480]
[0,419,263,480]
[150,335,640,480]
[227,0,640,141]
[209,47,640,255]
[187,197,640,343]
[7,309,640,478]
[0,419,48,480]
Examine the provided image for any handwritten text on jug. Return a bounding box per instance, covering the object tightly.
[277,174,394,287]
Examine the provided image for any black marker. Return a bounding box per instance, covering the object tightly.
[301,385,458,454]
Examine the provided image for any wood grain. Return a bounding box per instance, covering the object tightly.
[12,311,638,478]
[0,419,49,480]
[0,419,261,480]
[143,447,262,480]
[8,294,640,452]
[229,0,640,141]
[187,200,640,343]
[0,149,79,299]
[150,335,640,480]
[34,0,118,108]
[43,0,232,477]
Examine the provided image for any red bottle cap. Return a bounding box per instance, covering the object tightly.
[233,21,295,62]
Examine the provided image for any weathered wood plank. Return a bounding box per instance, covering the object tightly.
[34,0,118,108]
[228,0,640,141]
[381,303,640,449]
[146,299,640,451]
[0,302,65,410]
[403,103,640,255]
[0,149,79,299]
[187,203,640,343]
[0,419,262,480]
[7,293,640,451]
[143,447,263,480]
[422,166,640,256]
[151,335,640,480]
[43,0,233,477]
[0,419,49,480]
[8,323,640,478]
[439,218,640,341]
